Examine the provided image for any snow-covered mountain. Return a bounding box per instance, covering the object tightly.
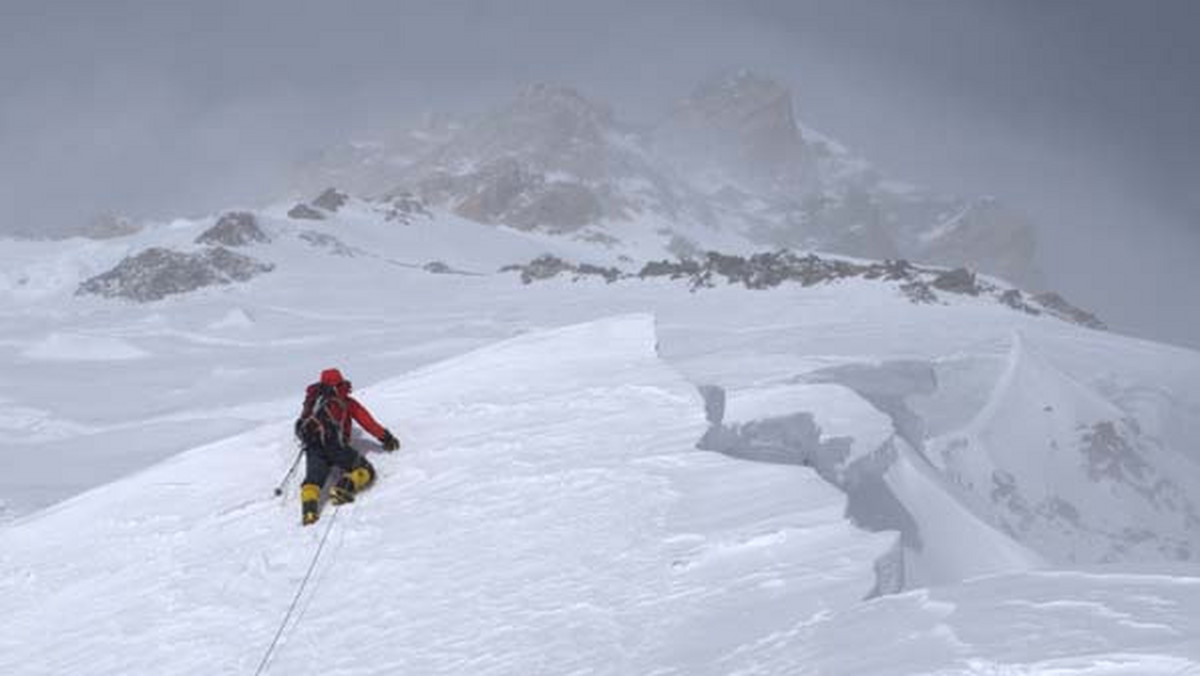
[3,70,1197,672]
[292,72,1043,287]
[2,186,1199,671]
[381,83,714,241]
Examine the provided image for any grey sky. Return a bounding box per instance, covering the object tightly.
[1,0,1197,346]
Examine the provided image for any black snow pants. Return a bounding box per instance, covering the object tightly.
[303,439,373,488]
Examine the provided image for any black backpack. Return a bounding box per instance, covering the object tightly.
[295,383,346,446]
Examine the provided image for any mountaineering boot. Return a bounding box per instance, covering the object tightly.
[330,463,374,505]
[302,503,320,525]
[349,464,375,491]
[329,476,356,505]
[301,483,321,526]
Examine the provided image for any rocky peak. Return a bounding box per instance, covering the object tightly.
[385,83,693,231]
[298,75,1043,287]
[507,83,615,133]
[194,211,269,247]
[657,70,811,194]
[684,70,797,127]
[429,84,625,181]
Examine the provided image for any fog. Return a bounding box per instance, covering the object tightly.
[1,0,1197,347]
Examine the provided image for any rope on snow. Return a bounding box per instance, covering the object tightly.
[253,506,341,676]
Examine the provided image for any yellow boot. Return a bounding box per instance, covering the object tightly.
[300,483,321,525]
[329,465,374,505]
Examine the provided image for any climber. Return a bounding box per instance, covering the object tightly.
[294,368,400,525]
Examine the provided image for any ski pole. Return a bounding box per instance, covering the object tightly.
[273,446,304,497]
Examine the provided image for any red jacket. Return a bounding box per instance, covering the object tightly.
[300,378,387,446]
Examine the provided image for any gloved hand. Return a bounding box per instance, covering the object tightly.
[381,429,400,452]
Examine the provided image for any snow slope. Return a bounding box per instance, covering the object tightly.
[777,569,1200,675]
[3,195,1200,672]
[4,203,1199,569]
[924,334,1200,565]
[0,315,892,675]
[4,315,1198,674]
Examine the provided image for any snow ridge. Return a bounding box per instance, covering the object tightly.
[0,316,889,675]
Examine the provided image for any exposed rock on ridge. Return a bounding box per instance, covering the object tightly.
[502,249,1101,330]
[194,212,269,247]
[76,247,274,302]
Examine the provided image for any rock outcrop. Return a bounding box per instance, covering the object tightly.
[76,247,274,302]
[311,188,349,213]
[287,203,325,220]
[376,192,432,224]
[1032,292,1106,330]
[194,212,269,247]
[503,249,1101,330]
[500,254,622,284]
[288,188,351,221]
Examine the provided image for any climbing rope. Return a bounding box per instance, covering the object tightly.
[253,507,342,676]
[291,499,359,634]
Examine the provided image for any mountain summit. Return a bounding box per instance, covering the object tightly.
[292,72,1043,287]
[379,84,698,232]
[656,69,815,194]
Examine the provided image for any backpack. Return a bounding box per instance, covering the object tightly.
[296,383,347,446]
